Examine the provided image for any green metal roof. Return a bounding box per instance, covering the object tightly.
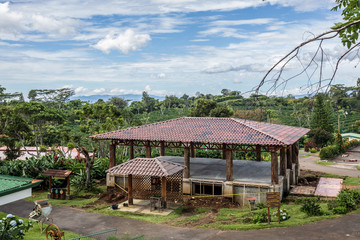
[342,133,360,139]
[0,175,42,197]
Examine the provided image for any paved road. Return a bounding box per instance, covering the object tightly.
[299,148,360,177]
[1,200,360,240]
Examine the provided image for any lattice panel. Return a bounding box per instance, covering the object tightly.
[132,171,183,203]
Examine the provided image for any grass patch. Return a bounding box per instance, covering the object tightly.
[315,160,336,166]
[358,165,360,171]
[202,203,340,231]
[343,177,360,185]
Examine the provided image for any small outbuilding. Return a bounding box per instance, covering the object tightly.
[107,158,185,207]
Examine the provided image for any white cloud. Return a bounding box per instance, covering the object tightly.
[157,73,166,78]
[93,29,151,54]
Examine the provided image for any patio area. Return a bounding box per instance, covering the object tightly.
[112,199,181,215]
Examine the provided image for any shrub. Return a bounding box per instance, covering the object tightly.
[304,141,317,152]
[252,209,268,224]
[255,202,266,209]
[272,208,290,221]
[319,145,339,159]
[327,200,338,211]
[336,189,360,212]
[309,148,317,153]
[300,197,323,216]
[0,214,32,239]
[332,206,348,214]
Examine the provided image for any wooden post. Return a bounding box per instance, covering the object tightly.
[128,174,133,205]
[67,176,70,196]
[286,146,292,169]
[293,142,300,183]
[49,176,52,193]
[160,141,165,156]
[226,149,233,181]
[109,144,116,168]
[184,147,190,178]
[291,144,297,164]
[256,145,261,161]
[161,177,167,209]
[280,148,287,176]
[146,141,151,158]
[190,144,195,158]
[271,150,279,185]
[129,142,134,160]
[222,144,227,160]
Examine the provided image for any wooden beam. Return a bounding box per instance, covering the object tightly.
[226,150,233,181]
[161,177,167,209]
[256,145,261,161]
[109,144,116,168]
[280,148,287,176]
[129,142,134,160]
[146,141,151,158]
[286,146,292,169]
[128,174,133,205]
[190,143,195,158]
[160,141,165,156]
[271,151,279,185]
[184,147,190,178]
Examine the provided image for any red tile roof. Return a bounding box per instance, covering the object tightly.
[106,158,185,177]
[91,117,309,146]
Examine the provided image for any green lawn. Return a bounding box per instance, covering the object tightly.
[315,160,336,166]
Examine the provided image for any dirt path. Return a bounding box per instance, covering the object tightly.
[1,200,360,240]
[300,149,360,177]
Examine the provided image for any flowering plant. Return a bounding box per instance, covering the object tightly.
[272,208,290,221]
[0,214,32,239]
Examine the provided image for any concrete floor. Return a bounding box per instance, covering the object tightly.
[158,156,280,185]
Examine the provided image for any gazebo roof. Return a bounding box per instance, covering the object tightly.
[106,158,185,177]
[91,117,309,146]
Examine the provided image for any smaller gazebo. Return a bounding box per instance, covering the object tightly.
[106,158,185,208]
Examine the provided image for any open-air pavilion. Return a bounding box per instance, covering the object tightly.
[91,117,310,204]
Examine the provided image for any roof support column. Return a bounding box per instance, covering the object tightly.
[271,149,279,185]
[286,145,292,170]
[146,141,151,158]
[256,145,261,161]
[280,147,287,176]
[129,141,134,160]
[225,149,233,181]
[184,147,190,178]
[109,143,116,169]
[160,141,165,156]
[128,174,133,205]
[190,143,196,158]
[161,176,167,209]
[292,142,299,184]
[222,143,227,160]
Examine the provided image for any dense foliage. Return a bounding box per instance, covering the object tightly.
[0,82,360,162]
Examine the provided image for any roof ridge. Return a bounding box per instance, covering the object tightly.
[155,158,168,176]
[230,118,286,145]
[91,117,187,138]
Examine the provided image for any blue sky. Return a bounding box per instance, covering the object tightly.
[1,0,359,98]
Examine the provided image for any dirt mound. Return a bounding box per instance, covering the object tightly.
[184,196,240,210]
[96,188,127,205]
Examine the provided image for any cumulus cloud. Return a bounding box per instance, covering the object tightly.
[93,29,151,54]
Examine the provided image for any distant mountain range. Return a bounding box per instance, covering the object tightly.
[70,94,165,103]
